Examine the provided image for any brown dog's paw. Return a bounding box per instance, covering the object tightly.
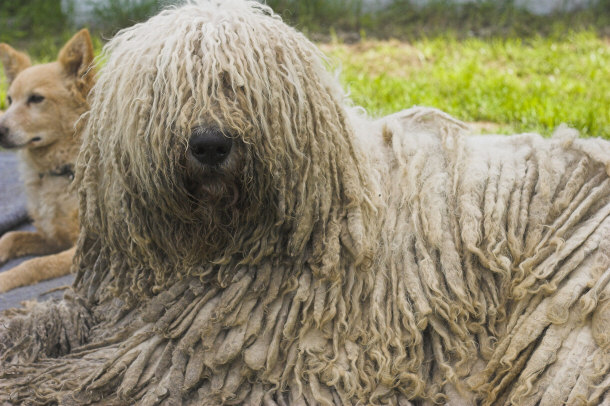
[0,275,9,293]
[0,233,16,265]
[0,263,25,292]
[0,271,16,293]
[0,244,11,265]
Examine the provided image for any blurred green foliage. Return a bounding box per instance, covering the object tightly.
[374,0,610,39]
[265,0,610,40]
[88,0,167,36]
[1,0,610,53]
[0,0,70,59]
[0,0,67,42]
[0,0,166,59]
[265,0,365,34]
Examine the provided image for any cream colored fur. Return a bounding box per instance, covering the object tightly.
[0,30,94,292]
[0,2,609,405]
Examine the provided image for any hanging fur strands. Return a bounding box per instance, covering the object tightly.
[1,1,609,404]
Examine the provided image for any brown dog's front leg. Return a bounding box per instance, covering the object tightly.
[0,246,76,293]
[0,230,64,264]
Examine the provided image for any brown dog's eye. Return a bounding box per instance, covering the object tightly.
[6,96,11,105]
[27,94,45,104]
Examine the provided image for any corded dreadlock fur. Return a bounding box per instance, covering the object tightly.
[1,1,610,405]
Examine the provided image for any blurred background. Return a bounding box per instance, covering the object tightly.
[1,0,609,137]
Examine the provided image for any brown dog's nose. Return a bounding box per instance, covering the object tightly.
[189,128,232,166]
[0,125,8,141]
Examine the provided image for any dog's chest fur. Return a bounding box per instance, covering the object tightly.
[18,151,79,245]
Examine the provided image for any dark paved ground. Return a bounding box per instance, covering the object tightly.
[0,224,75,311]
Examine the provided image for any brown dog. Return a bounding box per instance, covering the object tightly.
[0,29,94,292]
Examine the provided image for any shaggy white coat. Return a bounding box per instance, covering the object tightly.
[1,1,609,405]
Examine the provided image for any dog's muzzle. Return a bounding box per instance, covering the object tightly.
[189,127,233,166]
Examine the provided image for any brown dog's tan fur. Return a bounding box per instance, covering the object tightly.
[0,30,94,292]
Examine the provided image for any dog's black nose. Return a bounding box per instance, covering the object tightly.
[189,128,233,166]
[0,125,7,141]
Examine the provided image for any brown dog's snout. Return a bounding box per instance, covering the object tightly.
[189,127,233,166]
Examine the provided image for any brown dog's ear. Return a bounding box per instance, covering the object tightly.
[0,43,32,84]
[58,29,94,79]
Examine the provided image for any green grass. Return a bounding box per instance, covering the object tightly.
[322,31,610,138]
[2,31,609,139]
[0,69,5,110]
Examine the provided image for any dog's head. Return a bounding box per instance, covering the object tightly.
[77,0,379,295]
[0,29,94,150]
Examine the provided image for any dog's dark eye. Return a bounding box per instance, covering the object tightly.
[6,95,11,105]
[27,94,45,104]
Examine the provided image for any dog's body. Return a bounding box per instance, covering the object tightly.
[0,2,609,405]
[0,30,94,292]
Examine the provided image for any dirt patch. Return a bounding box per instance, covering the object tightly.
[467,121,502,134]
[319,39,427,77]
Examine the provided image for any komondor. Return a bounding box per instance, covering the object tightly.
[1,1,609,405]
